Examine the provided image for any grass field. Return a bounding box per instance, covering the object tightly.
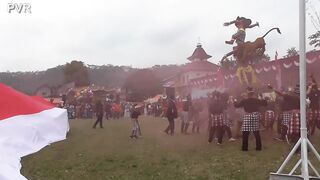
[21,116,320,180]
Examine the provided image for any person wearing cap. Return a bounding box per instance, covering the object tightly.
[234,87,267,151]
[164,95,178,135]
[224,16,259,46]
[130,104,141,139]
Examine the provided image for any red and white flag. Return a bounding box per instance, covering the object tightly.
[0,83,69,180]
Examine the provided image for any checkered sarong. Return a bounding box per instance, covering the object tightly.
[223,113,232,127]
[282,111,292,127]
[288,110,300,135]
[307,110,320,123]
[264,110,275,126]
[211,114,224,127]
[241,112,260,132]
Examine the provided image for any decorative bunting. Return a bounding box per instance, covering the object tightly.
[283,62,292,69]
[263,66,272,72]
[255,68,263,74]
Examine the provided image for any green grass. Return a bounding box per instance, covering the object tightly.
[21,117,320,180]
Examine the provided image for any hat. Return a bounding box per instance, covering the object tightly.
[235,16,252,28]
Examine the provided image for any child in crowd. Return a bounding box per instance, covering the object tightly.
[130,105,141,139]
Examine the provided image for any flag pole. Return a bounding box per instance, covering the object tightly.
[298,0,309,178]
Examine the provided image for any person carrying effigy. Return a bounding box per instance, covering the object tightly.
[269,85,301,146]
[233,87,267,151]
[208,91,226,144]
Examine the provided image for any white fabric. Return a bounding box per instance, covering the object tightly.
[0,108,69,180]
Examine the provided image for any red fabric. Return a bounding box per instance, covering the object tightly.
[307,110,314,123]
[289,110,301,135]
[31,96,55,106]
[0,83,54,120]
[112,103,121,112]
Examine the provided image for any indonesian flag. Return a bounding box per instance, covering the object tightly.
[0,83,69,180]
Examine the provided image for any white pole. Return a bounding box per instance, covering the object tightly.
[299,0,309,179]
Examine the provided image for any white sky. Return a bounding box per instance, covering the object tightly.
[0,0,319,72]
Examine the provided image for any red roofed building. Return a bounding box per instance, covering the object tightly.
[163,43,221,98]
[187,43,212,61]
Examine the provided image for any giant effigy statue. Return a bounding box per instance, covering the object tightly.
[222,16,281,85]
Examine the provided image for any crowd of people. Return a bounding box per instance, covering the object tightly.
[160,77,320,152]
[56,76,320,152]
[62,100,127,120]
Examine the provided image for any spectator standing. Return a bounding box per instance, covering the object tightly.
[93,100,104,128]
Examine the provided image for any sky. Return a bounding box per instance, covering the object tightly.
[0,0,319,72]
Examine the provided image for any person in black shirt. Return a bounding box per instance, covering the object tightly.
[234,87,267,151]
[269,84,300,144]
[307,75,320,135]
[208,91,226,144]
[130,104,141,139]
[164,95,178,135]
[93,100,104,128]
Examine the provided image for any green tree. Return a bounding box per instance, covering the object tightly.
[251,53,270,64]
[64,61,90,87]
[309,31,320,48]
[221,53,270,67]
[284,47,299,58]
[123,69,162,102]
[220,57,237,71]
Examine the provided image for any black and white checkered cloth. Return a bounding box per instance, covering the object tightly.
[211,114,224,127]
[289,110,300,135]
[241,112,260,131]
[282,111,292,127]
[223,114,232,127]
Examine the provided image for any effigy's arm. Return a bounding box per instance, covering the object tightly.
[223,20,237,26]
[247,22,259,28]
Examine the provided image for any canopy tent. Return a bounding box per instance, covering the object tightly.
[144,94,163,104]
[0,83,69,180]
